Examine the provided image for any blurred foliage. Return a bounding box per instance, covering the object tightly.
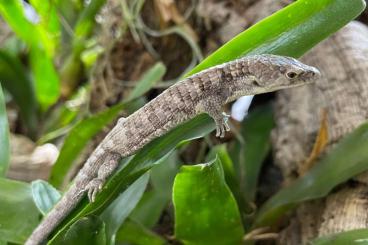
[0,0,366,244]
[31,180,61,216]
[0,84,9,176]
[255,122,368,227]
[0,178,39,244]
[311,229,368,245]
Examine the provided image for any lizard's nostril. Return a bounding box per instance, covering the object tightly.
[310,67,321,79]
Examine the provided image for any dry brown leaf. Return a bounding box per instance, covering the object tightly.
[154,0,198,41]
[298,109,329,175]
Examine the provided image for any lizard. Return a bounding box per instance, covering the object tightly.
[26,54,320,245]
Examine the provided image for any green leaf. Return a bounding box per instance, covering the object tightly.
[48,114,215,243]
[100,173,150,244]
[49,103,124,188]
[74,0,107,40]
[0,178,39,244]
[0,0,40,49]
[60,0,108,96]
[0,83,9,176]
[29,0,61,47]
[130,152,179,228]
[173,157,244,245]
[0,50,38,137]
[311,229,368,245]
[187,0,366,76]
[30,47,60,111]
[116,218,166,245]
[255,122,368,227]
[239,104,274,202]
[206,145,237,190]
[0,0,60,110]
[31,180,61,216]
[0,0,56,56]
[40,85,87,137]
[53,216,106,245]
[127,62,166,102]
[81,43,104,68]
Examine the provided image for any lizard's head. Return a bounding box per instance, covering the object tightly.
[249,54,321,93]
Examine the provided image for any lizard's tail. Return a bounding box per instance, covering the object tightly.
[25,182,86,245]
[25,145,113,245]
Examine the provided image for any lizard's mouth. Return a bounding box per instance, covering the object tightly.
[269,81,314,93]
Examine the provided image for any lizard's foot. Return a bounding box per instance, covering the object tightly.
[85,153,121,202]
[85,178,104,202]
[215,113,231,138]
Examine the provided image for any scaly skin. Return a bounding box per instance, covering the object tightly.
[26,54,320,244]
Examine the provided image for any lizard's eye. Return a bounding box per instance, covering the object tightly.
[286,71,298,79]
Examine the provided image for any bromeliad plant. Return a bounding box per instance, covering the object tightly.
[0,0,367,244]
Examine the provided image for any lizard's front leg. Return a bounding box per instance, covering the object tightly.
[85,152,121,202]
[199,97,230,138]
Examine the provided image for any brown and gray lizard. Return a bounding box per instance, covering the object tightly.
[26,54,320,244]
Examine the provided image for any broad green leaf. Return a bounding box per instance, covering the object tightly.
[48,114,215,243]
[0,178,39,244]
[206,145,250,221]
[311,229,368,245]
[31,180,61,216]
[53,216,106,245]
[0,50,38,137]
[100,173,149,244]
[30,47,60,111]
[49,103,124,188]
[130,152,179,228]
[187,0,366,76]
[255,122,368,227]
[127,62,166,101]
[0,83,9,176]
[239,104,274,202]
[206,144,238,190]
[173,157,244,245]
[116,219,166,245]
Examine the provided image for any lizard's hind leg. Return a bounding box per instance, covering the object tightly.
[85,152,121,202]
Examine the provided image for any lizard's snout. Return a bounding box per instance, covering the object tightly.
[306,67,321,80]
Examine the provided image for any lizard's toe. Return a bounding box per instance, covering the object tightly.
[215,121,229,138]
[224,120,230,132]
[220,125,225,138]
[222,113,231,131]
[215,113,231,138]
[216,126,221,137]
[85,178,103,202]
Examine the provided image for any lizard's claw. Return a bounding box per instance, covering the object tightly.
[222,112,231,131]
[85,178,103,202]
[215,113,231,138]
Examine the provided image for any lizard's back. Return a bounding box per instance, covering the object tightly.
[108,71,213,156]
